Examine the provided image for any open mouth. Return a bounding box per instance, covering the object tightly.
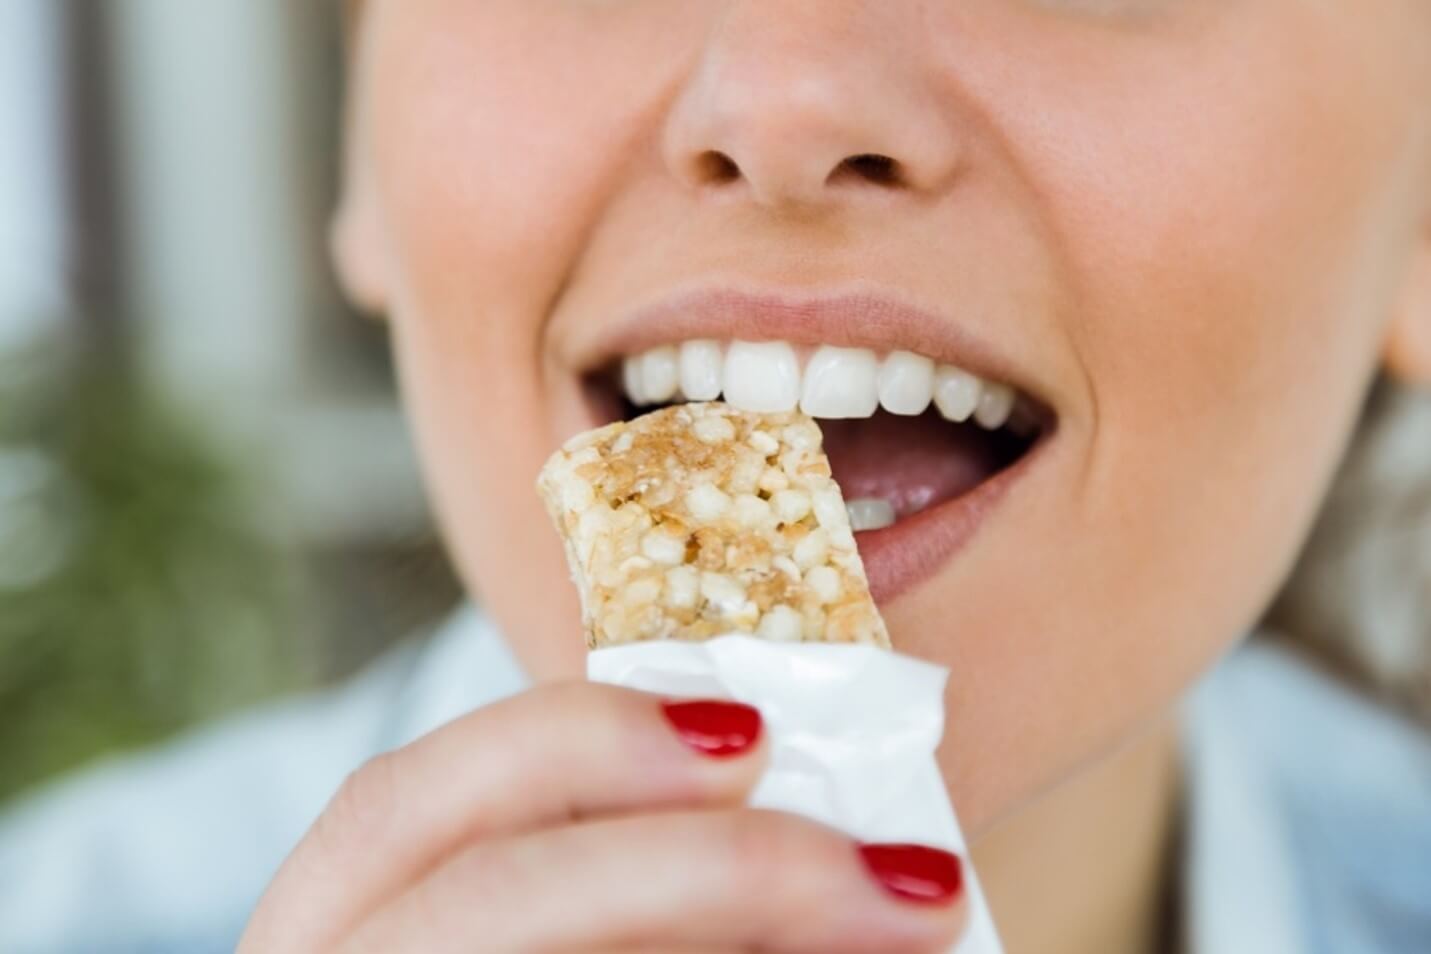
[583,334,1054,601]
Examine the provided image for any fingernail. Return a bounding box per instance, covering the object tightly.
[661,700,762,757]
[858,843,964,906]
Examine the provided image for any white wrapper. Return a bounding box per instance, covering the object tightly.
[588,634,1003,954]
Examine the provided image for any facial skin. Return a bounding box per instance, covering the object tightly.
[336,0,1431,847]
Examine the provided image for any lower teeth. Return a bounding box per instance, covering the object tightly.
[845,497,897,532]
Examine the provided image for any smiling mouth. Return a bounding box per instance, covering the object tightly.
[579,298,1055,602]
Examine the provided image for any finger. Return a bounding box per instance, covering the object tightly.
[342,809,968,954]
[240,684,767,953]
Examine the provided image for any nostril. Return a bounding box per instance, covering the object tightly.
[693,150,742,185]
[833,153,903,188]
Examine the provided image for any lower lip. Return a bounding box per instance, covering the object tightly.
[854,432,1052,604]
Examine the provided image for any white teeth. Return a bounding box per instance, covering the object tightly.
[933,364,983,422]
[974,382,1015,430]
[845,497,897,532]
[723,341,801,413]
[618,340,1028,432]
[800,346,880,419]
[622,356,647,405]
[678,339,723,401]
[878,350,935,416]
[639,346,679,404]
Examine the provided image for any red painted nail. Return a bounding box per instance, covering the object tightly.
[858,844,964,905]
[661,700,762,757]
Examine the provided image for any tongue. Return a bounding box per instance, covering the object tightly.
[819,411,1004,520]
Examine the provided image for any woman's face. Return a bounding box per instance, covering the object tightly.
[339,1,1431,830]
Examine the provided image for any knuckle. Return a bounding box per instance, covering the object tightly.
[440,684,651,820]
[724,810,840,900]
[535,679,611,720]
[717,812,957,954]
[513,679,611,725]
[518,680,655,742]
[318,751,402,850]
[442,838,521,906]
[706,810,870,945]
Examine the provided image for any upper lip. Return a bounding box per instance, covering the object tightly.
[569,286,1050,406]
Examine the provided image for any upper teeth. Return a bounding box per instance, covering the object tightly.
[622,340,1022,431]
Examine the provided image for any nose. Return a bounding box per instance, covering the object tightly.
[663,3,964,209]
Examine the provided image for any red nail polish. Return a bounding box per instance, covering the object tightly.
[661,700,762,757]
[858,844,964,905]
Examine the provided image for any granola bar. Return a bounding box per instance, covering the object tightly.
[538,402,890,649]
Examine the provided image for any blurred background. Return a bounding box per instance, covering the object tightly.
[0,0,460,805]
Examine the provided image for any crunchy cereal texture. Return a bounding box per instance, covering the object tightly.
[538,402,890,650]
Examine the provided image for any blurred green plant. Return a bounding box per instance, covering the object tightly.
[0,335,321,803]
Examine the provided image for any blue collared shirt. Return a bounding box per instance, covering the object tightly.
[1,608,1428,953]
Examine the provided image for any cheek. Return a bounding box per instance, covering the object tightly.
[361,3,699,680]
[915,6,1424,825]
[368,1,706,342]
[1008,8,1415,600]
[386,307,585,681]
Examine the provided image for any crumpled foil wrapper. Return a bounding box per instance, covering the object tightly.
[589,634,1004,954]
